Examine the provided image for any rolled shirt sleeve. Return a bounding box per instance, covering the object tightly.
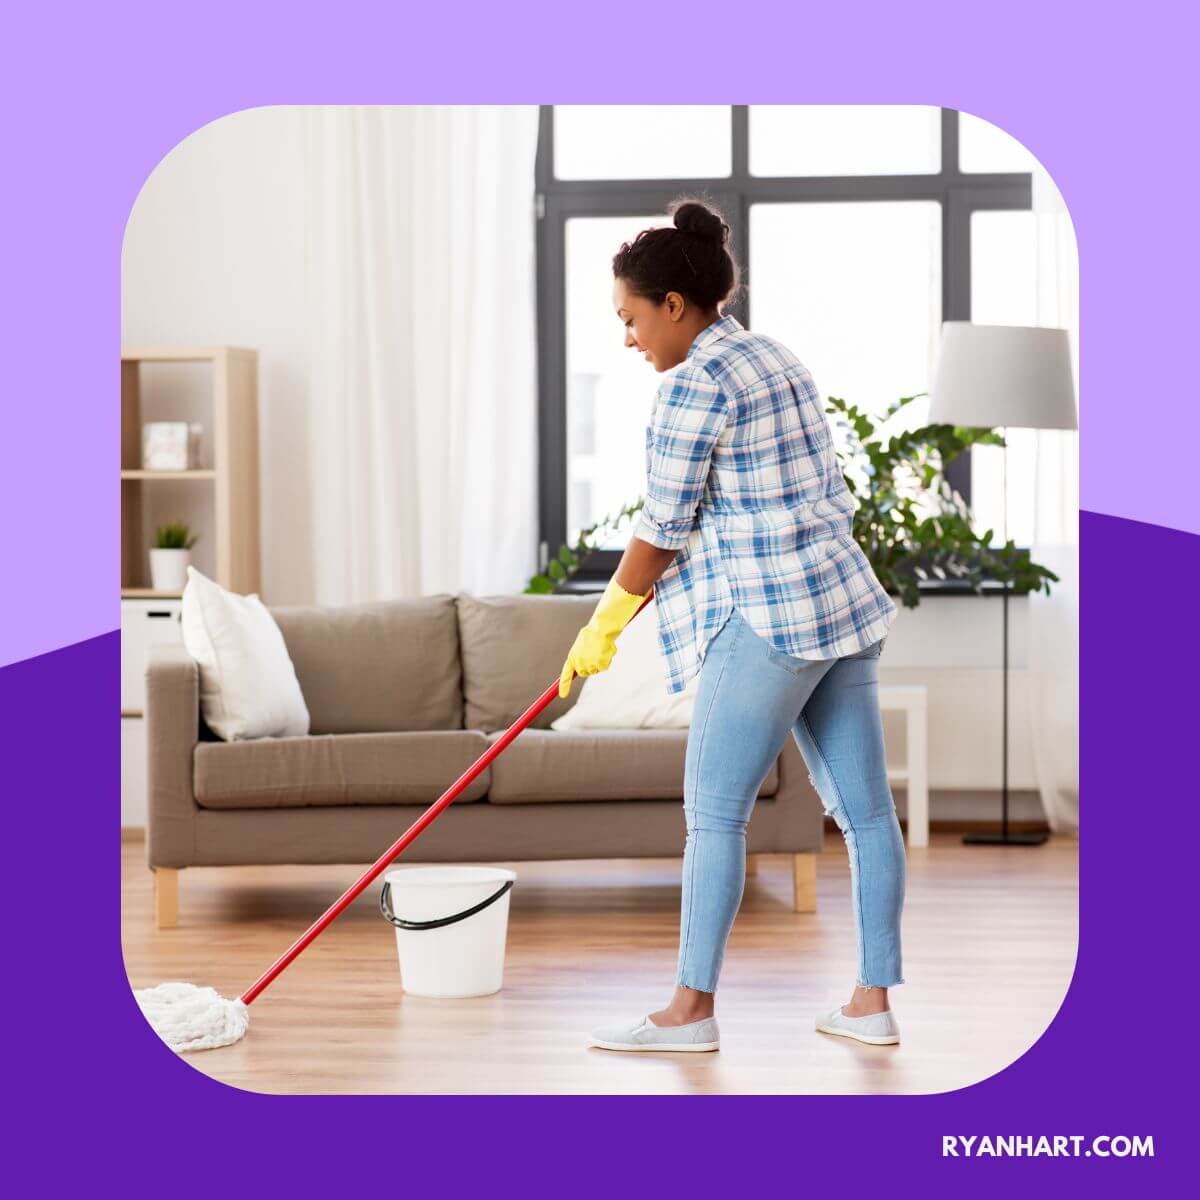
[634,361,730,551]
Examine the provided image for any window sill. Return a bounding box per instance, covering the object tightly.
[553,573,1027,597]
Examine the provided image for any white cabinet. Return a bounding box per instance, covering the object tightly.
[121,598,183,714]
[122,597,184,829]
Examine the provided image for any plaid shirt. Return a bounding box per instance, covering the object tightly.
[634,313,897,695]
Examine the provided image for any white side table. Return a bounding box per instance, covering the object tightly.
[879,684,929,848]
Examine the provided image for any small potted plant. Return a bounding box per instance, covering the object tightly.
[149,521,199,593]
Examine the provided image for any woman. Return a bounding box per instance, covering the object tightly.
[559,198,906,1054]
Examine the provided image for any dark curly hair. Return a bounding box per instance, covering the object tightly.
[612,196,741,314]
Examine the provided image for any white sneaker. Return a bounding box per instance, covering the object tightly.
[814,1004,900,1045]
[588,1013,720,1052]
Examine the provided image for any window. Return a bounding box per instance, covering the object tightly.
[958,111,1041,174]
[554,106,731,180]
[749,104,940,176]
[750,201,942,426]
[565,214,669,551]
[970,210,1043,549]
[535,106,1036,577]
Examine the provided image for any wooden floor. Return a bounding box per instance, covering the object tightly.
[121,833,1078,1094]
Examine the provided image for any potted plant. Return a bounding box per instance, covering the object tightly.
[149,521,199,593]
[524,502,644,594]
[525,392,1058,603]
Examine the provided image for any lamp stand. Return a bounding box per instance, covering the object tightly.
[964,428,1048,847]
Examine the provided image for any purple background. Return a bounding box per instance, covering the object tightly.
[3,0,1194,1192]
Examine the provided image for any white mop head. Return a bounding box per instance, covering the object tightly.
[134,982,249,1053]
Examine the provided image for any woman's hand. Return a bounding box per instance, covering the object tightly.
[558,577,649,699]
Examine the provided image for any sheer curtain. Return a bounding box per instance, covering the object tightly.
[303,105,540,605]
[1027,164,1080,834]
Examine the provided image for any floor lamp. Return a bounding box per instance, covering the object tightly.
[928,322,1078,846]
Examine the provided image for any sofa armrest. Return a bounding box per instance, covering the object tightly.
[145,643,200,868]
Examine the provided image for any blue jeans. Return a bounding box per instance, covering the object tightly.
[676,606,906,993]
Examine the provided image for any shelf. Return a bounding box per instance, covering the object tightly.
[122,346,260,596]
[556,573,1035,597]
[121,469,215,480]
[121,346,257,362]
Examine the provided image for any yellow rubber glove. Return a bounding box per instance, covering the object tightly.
[558,576,649,699]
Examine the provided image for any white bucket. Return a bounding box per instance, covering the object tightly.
[380,865,517,998]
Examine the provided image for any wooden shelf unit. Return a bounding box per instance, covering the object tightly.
[120,469,217,481]
[120,587,184,599]
[121,346,261,597]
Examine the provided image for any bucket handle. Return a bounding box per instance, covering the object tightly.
[380,878,514,931]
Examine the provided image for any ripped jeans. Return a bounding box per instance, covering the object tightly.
[676,606,906,994]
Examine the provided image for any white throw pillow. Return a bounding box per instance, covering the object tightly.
[551,597,700,731]
[180,566,310,741]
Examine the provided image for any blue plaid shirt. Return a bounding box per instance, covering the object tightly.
[634,313,897,695]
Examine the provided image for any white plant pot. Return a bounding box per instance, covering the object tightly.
[148,548,191,593]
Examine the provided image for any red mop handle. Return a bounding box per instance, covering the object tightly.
[240,587,655,1006]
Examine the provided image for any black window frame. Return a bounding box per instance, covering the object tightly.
[534,106,1033,584]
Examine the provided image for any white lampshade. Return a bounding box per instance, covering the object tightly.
[929,322,1077,430]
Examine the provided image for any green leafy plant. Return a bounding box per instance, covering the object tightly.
[525,392,1059,606]
[525,502,643,594]
[823,392,1057,607]
[153,521,199,551]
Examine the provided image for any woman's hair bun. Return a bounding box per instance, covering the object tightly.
[612,195,740,311]
[672,200,729,245]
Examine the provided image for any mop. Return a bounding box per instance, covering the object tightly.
[134,590,655,1053]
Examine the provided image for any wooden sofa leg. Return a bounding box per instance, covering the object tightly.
[154,868,179,929]
[792,852,816,913]
[746,853,759,876]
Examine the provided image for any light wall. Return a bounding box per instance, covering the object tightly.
[122,105,316,603]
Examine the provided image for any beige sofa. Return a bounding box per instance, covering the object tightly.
[144,592,825,927]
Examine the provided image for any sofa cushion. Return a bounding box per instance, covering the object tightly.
[181,566,311,741]
[550,595,697,730]
[456,593,599,732]
[194,731,491,809]
[269,595,462,734]
[483,729,779,803]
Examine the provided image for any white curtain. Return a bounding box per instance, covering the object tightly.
[1027,165,1080,835]
[303,105,540,605]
